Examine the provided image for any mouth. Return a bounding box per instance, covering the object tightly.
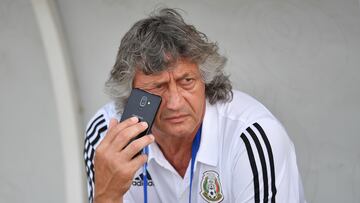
[164,114,188,123]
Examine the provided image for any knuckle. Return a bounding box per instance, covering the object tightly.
[114,133,124,143]
[125,131,135,140]
[137,122,147,131]
[144,135,152,143]
[123,135,132,143]
[129,141,141,151]
[139,154,148,163]
[115,130,131,143]
[123,117,137,126]
[124,168,134,177]
[140,135,151,145]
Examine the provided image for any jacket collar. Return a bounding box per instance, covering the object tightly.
[196,100,219,166]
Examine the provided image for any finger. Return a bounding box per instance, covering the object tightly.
[122,134,154,159]
[102,116,139,145]
[129,153,148,170]
[109,121,149,152]
[109,118,118,130]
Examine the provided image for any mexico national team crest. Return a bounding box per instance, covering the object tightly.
[200,170,224,202]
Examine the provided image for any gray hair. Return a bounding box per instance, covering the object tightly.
[105,8,232,113]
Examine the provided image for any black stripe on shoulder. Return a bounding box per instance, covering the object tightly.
[84,154,94,202]
[240,133,260,203]
[86,118,106,140]
[86,114,104,134]
[84,114,108,203]
[90,125,107,160]
[253,122,277,203]
[90,125,108,153]
[247,126,269,203]
[84,118,106,157]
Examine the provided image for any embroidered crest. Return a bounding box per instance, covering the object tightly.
[200,170,224,202]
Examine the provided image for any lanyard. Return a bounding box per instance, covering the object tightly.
[189,124,202,202]
[143,145,149,203]
[143,125,202,203]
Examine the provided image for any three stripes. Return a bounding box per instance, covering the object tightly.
[240,122,277,203]
[84,116,277,203]
[84,114,108,203]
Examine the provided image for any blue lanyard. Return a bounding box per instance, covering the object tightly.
[143,145,149,203]
[143,125,202,203]
[189,125,202,203]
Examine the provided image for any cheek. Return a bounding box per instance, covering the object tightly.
[194,82,206,102]
[195,93,206,114]
[197,86,206,117]
[186,86,206,114]
[156,103,165,119]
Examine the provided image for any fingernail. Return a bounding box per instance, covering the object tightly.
[149,134,155,141]
[140,121,148,127]
[130,117,138,122]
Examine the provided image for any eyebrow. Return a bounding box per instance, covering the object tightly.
[144,79,167,88]
[142,72,196,87]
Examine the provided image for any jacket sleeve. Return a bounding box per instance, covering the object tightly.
[84,110,109,203]
[232,118,306,203]
[84,108,135,203]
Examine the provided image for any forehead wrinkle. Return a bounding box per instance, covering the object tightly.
[172,66,199,79]
[135,70,170,87]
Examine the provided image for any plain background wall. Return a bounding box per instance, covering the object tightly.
[0,0,65,202]
[1,0,359,202]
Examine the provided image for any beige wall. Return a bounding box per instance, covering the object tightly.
[0,0,65,202]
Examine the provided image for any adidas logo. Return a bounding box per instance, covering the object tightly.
[132,171,154,186]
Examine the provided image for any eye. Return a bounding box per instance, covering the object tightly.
[185,77,194,83]
[155,83,164,89]
[180,77,195,87]
[148,83,165,94]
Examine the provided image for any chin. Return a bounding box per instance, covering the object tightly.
[158,123,195,138]
[175,123,198,135]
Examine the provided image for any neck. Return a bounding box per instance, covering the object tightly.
[153,126,200,178]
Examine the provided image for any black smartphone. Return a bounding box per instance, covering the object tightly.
[120,88,162,153]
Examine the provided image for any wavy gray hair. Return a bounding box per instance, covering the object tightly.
[105,8,232,113]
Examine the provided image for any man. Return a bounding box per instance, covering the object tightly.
[84,8,306,203]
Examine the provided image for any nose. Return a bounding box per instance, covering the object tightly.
[165,83,183,111]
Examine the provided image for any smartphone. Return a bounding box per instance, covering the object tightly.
[120,88,162,154]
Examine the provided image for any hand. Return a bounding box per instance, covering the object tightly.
[93,117,154,203]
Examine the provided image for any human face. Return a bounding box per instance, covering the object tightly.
[133,60,206,139]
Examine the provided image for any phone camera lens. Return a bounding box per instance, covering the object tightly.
[140,96,147,107]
